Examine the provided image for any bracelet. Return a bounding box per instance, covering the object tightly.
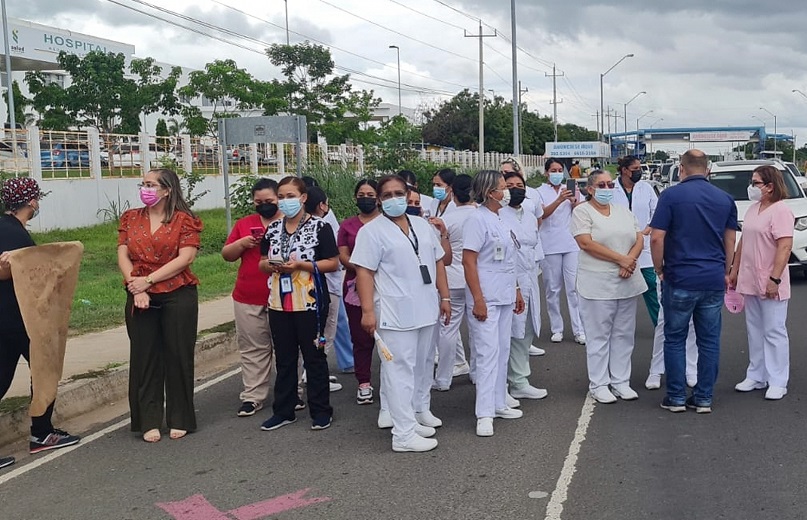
[441,235,449,240]
[441,297,451,302]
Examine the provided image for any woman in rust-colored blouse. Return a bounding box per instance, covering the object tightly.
[117,168,203,443]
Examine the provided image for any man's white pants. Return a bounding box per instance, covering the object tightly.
[648,286,698,379]
[541,252,584,336]
[744,295,789,388]
[435,288,467,389]
[466,303,513,418]
[579,296,637,390]
[377,325,435,443]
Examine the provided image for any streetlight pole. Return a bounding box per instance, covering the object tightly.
[389,45,401,116]
[760,107,777,153]
[636,110,653,158]
[623,90,646,155]
[648,118,663,159]
[1,0,17,153]
[284,0,290,45]
[793,89,807,101]
[510,0,519,156]
[599,53,634,143]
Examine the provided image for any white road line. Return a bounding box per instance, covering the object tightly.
[0,367,242,486]
[544,394,596,520]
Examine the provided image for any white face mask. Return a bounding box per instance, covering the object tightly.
[747,185,763,202]
[496,188,511,207]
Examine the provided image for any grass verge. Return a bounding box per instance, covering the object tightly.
[0,396,30,414]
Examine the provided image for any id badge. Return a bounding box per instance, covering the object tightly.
[419,264,432,285]
[279,274,293,294]
[494,240,504,261]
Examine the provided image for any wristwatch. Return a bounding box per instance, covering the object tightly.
[769,276,781,285]
[145,275,154,285]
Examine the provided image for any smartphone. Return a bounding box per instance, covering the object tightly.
[565,179,576,194]
[250,226,264,240]
[267,258,285,265]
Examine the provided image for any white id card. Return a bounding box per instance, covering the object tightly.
[280,274,293,294]
[494,241,504,261]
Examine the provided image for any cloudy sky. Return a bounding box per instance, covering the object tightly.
[7,0,807,153]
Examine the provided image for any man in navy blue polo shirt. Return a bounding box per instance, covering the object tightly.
[650,149,737,413]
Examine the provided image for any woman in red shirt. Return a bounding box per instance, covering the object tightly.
[222,178,280,417]
[118,168,203,443]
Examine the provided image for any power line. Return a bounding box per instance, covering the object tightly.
[430,0,479,22]
[385,0,470,32]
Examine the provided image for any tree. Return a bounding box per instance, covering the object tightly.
[3,81,31,125]
[366,115,424,173]
[155,118,169,137]
[422,89,480,151]
[318,89,382,145]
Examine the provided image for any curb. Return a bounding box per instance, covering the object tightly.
[0,330,237,449]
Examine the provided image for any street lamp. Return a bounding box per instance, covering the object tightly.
[636,110,653,158]
[389,45,401,116]
[600,53,634,142]
[760,107,777,153]
[623,91,646,155]
[793,89,807,101]
[649,117,664,128]
[648,118,663,158]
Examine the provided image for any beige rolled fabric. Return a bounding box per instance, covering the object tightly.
[8,242,84,417]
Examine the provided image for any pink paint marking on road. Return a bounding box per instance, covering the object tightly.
[155,494,231,520]
[228,488,331,520]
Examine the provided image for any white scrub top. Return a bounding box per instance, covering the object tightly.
[429,197,457,218]
[442,204,477,289]
[350,215,444,331]
[536,183,583,255]
[501,205,542,338]
[521,196,545,264]
[322,210,344,296]
[612,178,658,269]
[419,193,436,216]
[525,187,545,221]
[462,205,517,306]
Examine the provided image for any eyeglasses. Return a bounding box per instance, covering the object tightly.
[595,182,616,189]
[750,180,768,187]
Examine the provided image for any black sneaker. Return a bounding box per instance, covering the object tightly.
[237,401,262,417]
[0,456,15,469]
[311,416,332,430]
[685,396,712,414]
[294,399,306,411]
[260,415,296,431]
[660,397,686,413]
[30,429,81,454]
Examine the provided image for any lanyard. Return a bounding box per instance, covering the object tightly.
[389,215,420,260]
[279,214,309,261]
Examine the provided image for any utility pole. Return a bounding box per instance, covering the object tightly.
[510,0,519,156]
[518,81,528,153]
[284,0,290,45]
[464,21,496,161]
[2,0,17,151]
[545,64,564,142]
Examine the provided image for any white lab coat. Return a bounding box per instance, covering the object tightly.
[501,205,542,339]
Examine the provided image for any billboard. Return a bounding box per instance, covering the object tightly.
[544,141,610,158]
[689,131,751,142]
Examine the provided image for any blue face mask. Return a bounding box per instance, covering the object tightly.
[548,173,564,186]
[405,205,422,216]
[278,198,303,217]
[433,186,447,201]
[594,188,614,205]
[382,196,407,217]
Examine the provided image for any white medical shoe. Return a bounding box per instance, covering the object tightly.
[550,332,563,343]
[611,383,639,401]
[452,362,470,377]
[476,417,494,437]
[377,410,393,429]
[415,410,443,428]
[645,374,662,390]
[590,387,617,404]
[494,407,523,419]
[505,393,521,408]
[529,346,546,356]
[392,435,438,453]
[765,386,787,400]
[510,385,548,400]
[414,424,436,438]
[574,334,587,345]
[735,378,767,392]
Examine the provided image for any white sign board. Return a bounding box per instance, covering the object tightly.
[545,141,610,158]
[689,131,750,142]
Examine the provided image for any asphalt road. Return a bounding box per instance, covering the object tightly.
[2,277,807,520]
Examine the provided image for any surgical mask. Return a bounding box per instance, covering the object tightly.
[255,202,278,219]
[405,205,421,216]
[548,172,564,186]
[747,185,763,202]
[139,187,161,207]
[381,196,407,217]
[278,198,302,217]
[433,186,447,201]
[594,188,614,205]
[356,197,377,214]
[508,188,526,207]
[30,204,39,219]
[629,171,643,183]
[497,188,511,207]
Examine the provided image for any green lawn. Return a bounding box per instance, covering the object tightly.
[32,208,237,336]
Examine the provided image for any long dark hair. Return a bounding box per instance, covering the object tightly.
[149,168,195,223]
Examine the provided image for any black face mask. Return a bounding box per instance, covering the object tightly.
[405,205,421,216]
[508,188,527,207]
[256,202,278,219]
[629,171,643,183]
[356,197,377,214]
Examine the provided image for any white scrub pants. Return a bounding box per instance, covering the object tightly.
[467,303,513,418]
[648,287,698,379]
[377,325,436,444]
[435,288,468,389]
[508,295,537,390]
[743,295,789,388]
[579,296,637,390]
[542,252,584,336]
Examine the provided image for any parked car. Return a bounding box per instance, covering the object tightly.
[110,143,177,167]
[708,160,807,271]
[40,141,90,168]
[0,141,28,171]
[193,147,219,166]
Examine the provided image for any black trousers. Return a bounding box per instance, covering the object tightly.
[268,310,332,420]
[125,285,198,433]
[0,328,55,437]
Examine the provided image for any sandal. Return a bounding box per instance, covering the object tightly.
[143,429,161,443]
[169,429,187,440]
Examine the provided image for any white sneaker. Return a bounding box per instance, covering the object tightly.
[574,334,587,345]
[377,409,393,429]
[506,393,521,409]
[392,435,438,452]
[529,346,546,356]
[611,383,638,401]
[765,386,787,400]
[510,385,548,400]
[329,381,343,392]
[414,423,436,438]
[645,374,661,390]
[431,383,450,392]
[476,417,494,437]
[452,362,470,377]
[550,332,563,343]
[494,407,523,419]
[591,386,617,404]
[735,378,767,392]
[414,410,443,428]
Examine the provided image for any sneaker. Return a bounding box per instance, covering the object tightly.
[494,407,523,419]
[237,401,262,417]
[393,435,438,452]
[550,332,563,343]
[431,383,450,392]
[329,381,343,392]
[260,415,297,431]
[686,377,697,388]
[505,393,521,409]
[452,362,470,377]
[685,396,712,414]
[311,416,332,430]
[611,383,639,401]
[574,334,587,345]
[0,456,15,469]
[295,398,306,411]
[378,409,393,429]
[476,417,494,437]
[357,384,374,405]
[645,374,662,390]
[414,423,436,438]
[529,346,546,356]
[510,385,548,400]
[415,410,443,428]
[590,387,617,404]
[765,386,787,400]
[660,397,686,413]
[29,429,81,454]
[735,378,767,392]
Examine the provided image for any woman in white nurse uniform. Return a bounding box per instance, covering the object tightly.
[352,175,451,453]
[463,170,525,437]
